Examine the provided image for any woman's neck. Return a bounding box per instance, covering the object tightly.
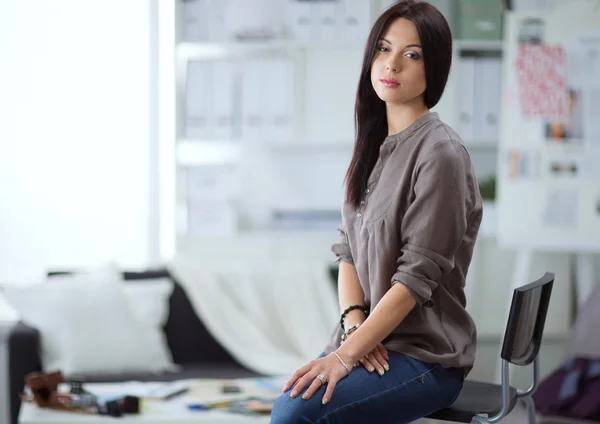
[385,100,430,136]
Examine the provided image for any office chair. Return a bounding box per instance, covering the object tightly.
[427,272,555,424]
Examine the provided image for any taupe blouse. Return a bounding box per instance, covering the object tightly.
[325,112,482,374]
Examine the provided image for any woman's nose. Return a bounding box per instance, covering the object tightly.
[386,57,399,73]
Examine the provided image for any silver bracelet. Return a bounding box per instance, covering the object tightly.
[333,351,351,374]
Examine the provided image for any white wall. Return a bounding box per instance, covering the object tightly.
[0,0,156,282]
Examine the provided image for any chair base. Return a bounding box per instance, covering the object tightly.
[426,380,518,423]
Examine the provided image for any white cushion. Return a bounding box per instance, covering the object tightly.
[2,269,176,377]
[121,278,175,370]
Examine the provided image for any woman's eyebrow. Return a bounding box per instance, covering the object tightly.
[378,38,422,49]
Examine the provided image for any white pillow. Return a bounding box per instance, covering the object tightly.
[3,272,176,377]
[121,278,176,370]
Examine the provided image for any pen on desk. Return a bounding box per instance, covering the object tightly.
[187,400,234,410]
[163,387,189,400]
[187,404,209,411]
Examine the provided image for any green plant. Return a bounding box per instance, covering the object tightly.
[479,176,496,201]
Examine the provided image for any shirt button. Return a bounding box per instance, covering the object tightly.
[360,200,365,205]
[357,212,362,219]
[365,188,370,194]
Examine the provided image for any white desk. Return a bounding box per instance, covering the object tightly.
[19,379,277,424]
[19,404,271,424]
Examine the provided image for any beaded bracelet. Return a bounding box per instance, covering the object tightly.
[340,323,361,344]
[339,304,369,331]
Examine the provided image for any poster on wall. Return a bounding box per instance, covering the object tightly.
[497,0,600,252]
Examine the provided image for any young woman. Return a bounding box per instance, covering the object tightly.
[270,1,482,423]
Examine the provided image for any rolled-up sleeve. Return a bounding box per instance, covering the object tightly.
[331,223,354,265]
[391,139,475,307]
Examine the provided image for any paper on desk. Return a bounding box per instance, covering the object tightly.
[82,380,192,399]
[76,377,287,405]
[184,378,284,404]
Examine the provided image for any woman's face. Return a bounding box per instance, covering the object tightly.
[370,18,426,106]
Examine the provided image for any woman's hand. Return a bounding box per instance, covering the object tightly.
[282,353,350,405]
[343,327,389,375]
[357,343,389,376]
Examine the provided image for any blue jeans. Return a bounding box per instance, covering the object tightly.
[270,351,464,424]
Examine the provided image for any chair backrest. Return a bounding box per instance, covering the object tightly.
[500,272,554,366]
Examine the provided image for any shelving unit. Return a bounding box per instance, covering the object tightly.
[454,39,503,51]
[174,35,504,165]
[176,38,504,59]
[152,0,577,373]
[157,0,505,260]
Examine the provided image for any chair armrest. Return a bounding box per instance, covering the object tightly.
[4,322,42,424]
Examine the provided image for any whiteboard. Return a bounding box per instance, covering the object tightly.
[496,0,600,253]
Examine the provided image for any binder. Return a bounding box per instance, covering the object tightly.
[315,0,339,42]
[206,0,228,41]
[241,59,265,141]
[211,60,235,139]
[473,57,485,140]
[510,0,540,10]
[480,57,502,141]
[456,56,476,142]
[183,0,209,42]
[456,0,503,41]
[288,0,313,43]
[341,0,372,43]
[186,61,213,139]
[262,56,294,140]
[512,0,555,10]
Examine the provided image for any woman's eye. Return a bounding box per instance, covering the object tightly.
[378,46,389,52]
[405,52,420,59]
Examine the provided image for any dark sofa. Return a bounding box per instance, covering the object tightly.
[4,268,263,424]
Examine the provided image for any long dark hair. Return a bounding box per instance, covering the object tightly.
[345,0,453,209]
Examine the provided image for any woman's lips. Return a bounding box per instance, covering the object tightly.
[380,78,400,88]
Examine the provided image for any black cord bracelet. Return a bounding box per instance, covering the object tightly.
[340,304,369,331]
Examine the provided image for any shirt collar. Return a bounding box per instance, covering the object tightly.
[382,112,439,146]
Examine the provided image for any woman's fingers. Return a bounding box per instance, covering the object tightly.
[282,375,296,393]
[370,349,389,374]
[300,376,325,401]
[283,360,315,393]
[290,371,318,398]
[365,352,385,376]
[359,357,375,373]
[357,346,390,376]
[376,343,389,360]
[322,379,338,405]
